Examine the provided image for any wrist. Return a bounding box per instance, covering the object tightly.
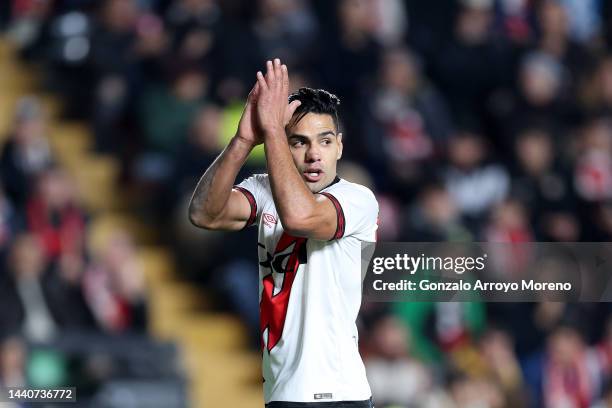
[263,125,285,139]
[230,135,255,156]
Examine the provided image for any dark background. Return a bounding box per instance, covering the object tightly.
[0,0,611,407]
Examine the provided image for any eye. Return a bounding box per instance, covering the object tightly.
[321,139,332,145]
[291,140,305,147]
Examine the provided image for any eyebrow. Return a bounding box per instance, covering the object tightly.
[289,131,336,140]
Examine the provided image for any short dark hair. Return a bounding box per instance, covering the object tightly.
[288,87,341,131]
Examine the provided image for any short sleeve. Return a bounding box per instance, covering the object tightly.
[234,173,268,228]
[320,182,379,242]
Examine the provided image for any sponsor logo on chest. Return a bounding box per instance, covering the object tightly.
[263,212,278,228]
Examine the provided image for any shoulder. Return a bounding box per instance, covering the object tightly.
[323,179,378,205]
[235,174,273,211]
[237,173,270,189]
[321,179,378,239]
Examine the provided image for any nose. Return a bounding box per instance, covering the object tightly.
[305,144,321,163]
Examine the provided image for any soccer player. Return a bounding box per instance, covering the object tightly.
[188,58,378,408]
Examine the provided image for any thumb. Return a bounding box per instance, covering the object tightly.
[284,100,301,125]
[247,82,260,104]
[287,100,301,116]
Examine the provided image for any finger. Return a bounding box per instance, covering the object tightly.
[246,81,258,99]
[265,60,275,84]
[247,82,260,104]
[273,58,282,87]
[284,100,302,125]
[256,71,268,91]
[287,100,302,117]
[281,64,289,96]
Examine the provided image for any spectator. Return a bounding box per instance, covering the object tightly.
[583,55,612,116]
[0,234,56,343]
[433,0,512,125]
[0,96,53,208]
[536,0,596,85]
[139,63,208,154]
[165,0,219,66]
[511,127,577,240]
[500,51,579,145]
[483,199,534,279]
[494,0,535,45]
[93,11,169,155]
[478,328,527,407]
[444,130,510,231]
[447,371,507,408]
[83,229,148,333]
[318,0,381,107]
[401,183,472,242]
[392,300,486,364]
[369,0,407,47]
[586,202,612,241]
[542,326,602,408]
[5,0,53,58]
[362,47,453,194]
[252,0,318,68]
[0,232,96,341]
[0,335,27,388]
[558,0,602,44]
[364,315,433,407]
[0,182,22,259]
[172,103,223,207]
[166,0,221,36]
[91,0,140,83]
[26,167,87,261]
[574,117,612,202]
[47,250,97,331]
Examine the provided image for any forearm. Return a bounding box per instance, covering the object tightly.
[188,136,253,224]
[264,128,316,225]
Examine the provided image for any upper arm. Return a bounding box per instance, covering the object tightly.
[283,193,342,241]
[192,188,256,231]
[221,187,258,230]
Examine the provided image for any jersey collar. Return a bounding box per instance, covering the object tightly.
[317,176,341,193]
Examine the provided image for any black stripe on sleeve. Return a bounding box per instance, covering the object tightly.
[319,192,345,240]
[234,186,257,229]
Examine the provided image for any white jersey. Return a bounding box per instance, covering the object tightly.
[235,174,378,404]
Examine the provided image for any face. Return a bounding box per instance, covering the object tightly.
[449,133,484,169]
[381,50,418,94]
[286,113,343,193]
[516,131,553,175]
[521,60,560,105]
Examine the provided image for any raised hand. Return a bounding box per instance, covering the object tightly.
[236,81,263,146]
[255,58,301,136]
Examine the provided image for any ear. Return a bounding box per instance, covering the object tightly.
[336,133,343,160]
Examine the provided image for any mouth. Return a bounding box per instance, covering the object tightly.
[302,169,323,183]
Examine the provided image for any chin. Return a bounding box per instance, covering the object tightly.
[301,178,320,193]
[305,182,320,193]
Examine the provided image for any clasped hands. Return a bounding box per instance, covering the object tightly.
[236,58,302,147]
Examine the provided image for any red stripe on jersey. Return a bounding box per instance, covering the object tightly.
[260,233,307,352]
[234,186,257,228]
[319,192,345,240]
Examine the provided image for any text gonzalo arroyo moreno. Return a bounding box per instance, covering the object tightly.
[370,253,573,293]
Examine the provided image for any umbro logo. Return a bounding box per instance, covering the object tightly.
[263,213,278,228]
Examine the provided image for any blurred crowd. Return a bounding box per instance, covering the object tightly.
[0,94,152,399]
[1,0,612,407]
